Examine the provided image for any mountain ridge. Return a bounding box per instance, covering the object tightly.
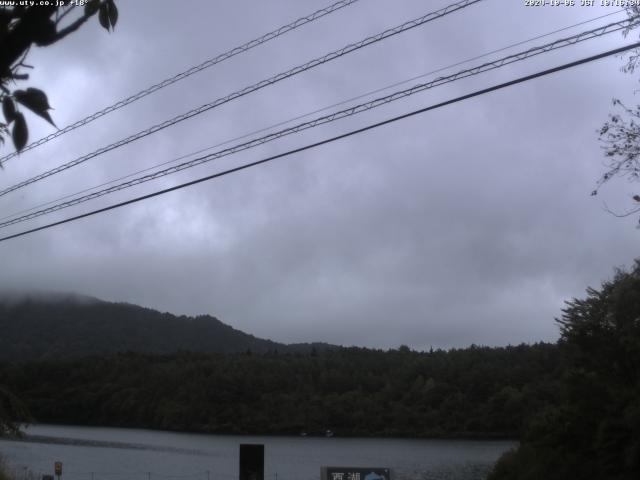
[0,292,335,361]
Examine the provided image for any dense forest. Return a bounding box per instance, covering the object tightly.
[0,343,560,438]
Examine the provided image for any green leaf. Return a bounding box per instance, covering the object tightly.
[14,88,56,127]
[84,0,100,16]
[98,3,110,31]
[107,0,118,29]
[12,112,27,151]
[2,97,16,124]
[16,88,51,110]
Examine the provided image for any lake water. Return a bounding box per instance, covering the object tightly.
[0,425,515,480]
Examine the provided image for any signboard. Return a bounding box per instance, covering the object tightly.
[239,444,264,480]
[322,467,391,480]
[54,462,63,477]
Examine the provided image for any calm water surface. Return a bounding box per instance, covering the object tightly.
[0,425,515,480]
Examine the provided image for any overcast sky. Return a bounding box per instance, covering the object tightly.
[0,0,639,349]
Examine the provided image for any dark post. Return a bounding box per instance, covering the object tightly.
[239,444,264,480]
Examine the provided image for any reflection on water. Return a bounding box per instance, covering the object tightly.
[14,435,208,456]
[0,425,516,480]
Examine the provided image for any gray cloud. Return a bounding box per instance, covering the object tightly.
[0,0,638,349]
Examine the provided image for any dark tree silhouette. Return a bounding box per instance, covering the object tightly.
[0,0,118,155]
[489,260,640,480]
[0,386,30,437]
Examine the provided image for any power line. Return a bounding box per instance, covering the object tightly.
[0,0,360,166]
[1,41,638,244]
[0,0,483,199]
[2,8,625,225]
[0,16,634,230]
[2,8,624,225]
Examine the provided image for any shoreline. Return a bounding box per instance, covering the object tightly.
[8,422,519,443]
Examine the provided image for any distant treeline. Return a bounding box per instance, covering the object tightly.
[0,343,562,438]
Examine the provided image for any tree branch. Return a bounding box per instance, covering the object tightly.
[55,5,76,26]
[602,201,640,218]
[51,3,103,43]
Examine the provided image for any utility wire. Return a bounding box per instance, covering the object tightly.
[0,8,625,224]
[0,0,360,165]
[1,41,638,244]
[0,0,483,198]
[0,17,634,230]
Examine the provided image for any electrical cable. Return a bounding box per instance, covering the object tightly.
[0,16,634,230]
[0,0,361,165]
[1,8,625,224]
[1,41,637,244]
[0,0,483,198]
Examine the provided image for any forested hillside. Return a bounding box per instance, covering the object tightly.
[3,260,639,480]
[0,344,561,437]
[0,293,329,360]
